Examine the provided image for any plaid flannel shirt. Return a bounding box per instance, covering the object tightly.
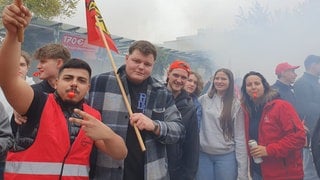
[88,65,185,180]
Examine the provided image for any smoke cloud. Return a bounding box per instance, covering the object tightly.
[56,0,318,83]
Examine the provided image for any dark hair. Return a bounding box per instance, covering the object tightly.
[240,71,270,114]
[129,40,157,60]
[208,68,234,140]
[304,55,320,70]
[189,71,204,97]
[59,58,92,78]
[34,43,71,62]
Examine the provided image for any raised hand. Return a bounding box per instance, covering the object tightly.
[2,3,31,34]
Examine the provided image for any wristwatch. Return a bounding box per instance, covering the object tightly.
[153,121,159,133]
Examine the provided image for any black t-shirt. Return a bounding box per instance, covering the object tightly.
[31,80,56,94]
[10,79,55,140]
[11,89,47,151]
[12,79,55,140]
[123,80,147,180]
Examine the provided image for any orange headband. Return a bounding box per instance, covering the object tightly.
[169,60,191,74]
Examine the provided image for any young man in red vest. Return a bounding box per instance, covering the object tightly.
[0,4,127,179]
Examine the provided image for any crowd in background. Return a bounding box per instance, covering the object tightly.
[1,2,320,180]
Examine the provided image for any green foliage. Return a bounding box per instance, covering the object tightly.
[0,0,79,19]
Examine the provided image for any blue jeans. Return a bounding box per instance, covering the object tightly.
[252,171,263,180]
[196,151,237,180]
[0,161,4,180]
[303,148,320,180]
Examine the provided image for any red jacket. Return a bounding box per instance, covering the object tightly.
[5,94,101,180]
[243,99,305,180]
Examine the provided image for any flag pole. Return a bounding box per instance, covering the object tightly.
[94,16,146,152]
[14,0,24,42]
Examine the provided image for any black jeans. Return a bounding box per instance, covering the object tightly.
[0,161,5,180]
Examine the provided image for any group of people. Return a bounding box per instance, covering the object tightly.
[0,2,319,180]
[272,59,320,180]
[196,54,320,180]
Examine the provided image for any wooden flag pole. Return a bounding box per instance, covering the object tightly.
[14,0,24,42]
[94,16,146,152]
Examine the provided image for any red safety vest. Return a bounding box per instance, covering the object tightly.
[5,94,101,180]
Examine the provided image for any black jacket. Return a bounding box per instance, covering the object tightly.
[166,90,199,180]
[272,80,298,110]
[311,116,320,178]
[294,73,320,135]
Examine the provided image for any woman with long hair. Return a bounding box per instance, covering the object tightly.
[197,68,248,180]
[241,71,305,180]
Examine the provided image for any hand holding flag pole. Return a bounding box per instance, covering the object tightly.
[86,0,145,151]
[13,0,24,42]
[95,16,146,151]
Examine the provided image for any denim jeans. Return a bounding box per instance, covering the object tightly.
[303,148,320,180]
[196,151,237,180]
[0,161,4,180]
[252,171,263,180]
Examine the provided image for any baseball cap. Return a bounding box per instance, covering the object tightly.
[275,62,300,75]
[169,60,191,74]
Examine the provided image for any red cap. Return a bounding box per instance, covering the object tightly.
[275,62,300,75]
[169,60,191,74]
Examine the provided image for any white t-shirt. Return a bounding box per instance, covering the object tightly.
[0,76,35,117]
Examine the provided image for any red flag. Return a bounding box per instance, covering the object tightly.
[85,0,118,53]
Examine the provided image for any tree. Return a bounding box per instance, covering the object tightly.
[0,0,79,19]
[236,1,271,27]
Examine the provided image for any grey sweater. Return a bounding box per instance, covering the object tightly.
[198,94,248,180]
[0,102,13,161]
